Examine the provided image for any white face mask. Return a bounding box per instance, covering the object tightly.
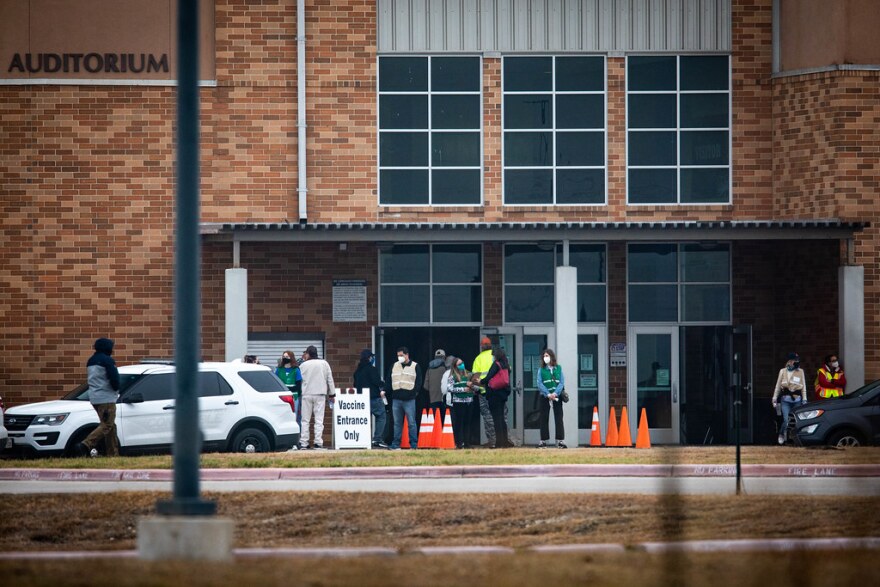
[543,356,551,365]
[831,361,839,369]
[397,355,406,364]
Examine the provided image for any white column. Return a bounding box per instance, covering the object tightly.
[225,268,248,362]
[555,265,578,448]
[839,265,864,391]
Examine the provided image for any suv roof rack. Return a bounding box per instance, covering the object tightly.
[139,358,175,365]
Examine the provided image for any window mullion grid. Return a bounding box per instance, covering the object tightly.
[676,56,681,205]
[552,56,557,205]
[427,56,433,206]
[428,243,434,323]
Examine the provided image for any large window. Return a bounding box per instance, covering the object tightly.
[503,56,606,205]
[627,55,730,204]
[378,56,482,205]
[504,243,607,323]
[627,243,731,323]
[379,244,482,324]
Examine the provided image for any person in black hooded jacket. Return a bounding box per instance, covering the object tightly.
[79,337,121,457]
[354,349,388,448]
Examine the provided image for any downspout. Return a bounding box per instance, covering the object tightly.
[297,0,308,223]
[772,0,780,75]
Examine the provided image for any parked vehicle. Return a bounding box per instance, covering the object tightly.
[0,394,8,451]
[794,379,880,447]
[2,362,299,457]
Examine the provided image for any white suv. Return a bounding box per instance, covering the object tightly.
[0,395,8,451]
[3,362,299,457]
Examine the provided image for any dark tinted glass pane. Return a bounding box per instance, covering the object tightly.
[380,132,428,166]
[628,244,677,282]
[432,169,481,205]
[680,168,729,203]
[505,132,552,166]
[681,284,730,322]
[629,285,678,321]
[198,372,222,397]
[505,245,555,283]
[680,56,729,91]
[628,169,677,204]
[628,56,676,91]
[681,244,730,282]
[504,169,552,204]
[628,131,676,166]
[433,244,482,283]
[133,373,175,402]
[432,57,480,91]
[380,95,428,129]
[505,285,554,323]
[238,371,288,392]
[379,170,429,205]
[433,285,482,322]
[504,94,553,129]
[379,57,428,91]
[628,94,676,128]
[556,56,604,91]
[432,95,480,129]
[556,169,604,204]
[432,132,480,167]
[680,131,728,165]
[381,285,430,322]
[504,57,552,91]
[380,244,429,283]
[577,284,606,322]
[680,94,729,128]
[556,132,604,166]
[556,95,604,129]
[569,244,605,283]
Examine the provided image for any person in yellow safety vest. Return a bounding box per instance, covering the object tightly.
[815,354,847,399]
[471,337,497,448]
[388,346,422,450]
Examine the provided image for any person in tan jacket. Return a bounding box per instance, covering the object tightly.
[771,352,807,445]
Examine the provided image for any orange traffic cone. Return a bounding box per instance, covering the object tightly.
[635,408,652,449]
[589,406,602,446]
[617,406,633,447]
[401,417,411,449]
[432,408,443,449]
[440,408,456,449]
[418,409,433,448]
[606,407,619,447]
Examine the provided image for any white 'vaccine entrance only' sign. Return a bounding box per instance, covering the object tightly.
[332,388,372,449]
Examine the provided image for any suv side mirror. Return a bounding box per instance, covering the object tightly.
[122,392,144,404]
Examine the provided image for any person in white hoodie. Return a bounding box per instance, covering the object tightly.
[298,345,336,450]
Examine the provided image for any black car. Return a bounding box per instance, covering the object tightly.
[794,379,880,447]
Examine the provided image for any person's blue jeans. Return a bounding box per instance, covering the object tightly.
[391,398,417,449]
[371,397,387,444]
[779,396,803,437]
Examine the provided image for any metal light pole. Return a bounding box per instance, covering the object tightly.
[157,0,215,517]
[733,351,743,495]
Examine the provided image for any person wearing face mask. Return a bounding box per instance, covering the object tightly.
[354,349,388,448]
[536,348,567,449]
[275,350,303,439]
[772,352,807,445]
[815,354,847,400]
[444,356,475,448]
[388,346,422,450]
[298,345,336,450]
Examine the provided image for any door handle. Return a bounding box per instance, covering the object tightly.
[162,405,175,411]
[672,384,678,403]
[224,400,239,406]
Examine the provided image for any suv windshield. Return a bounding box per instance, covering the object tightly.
[238,371,289,392]
[849,379,880,398]
[62,374,143,400]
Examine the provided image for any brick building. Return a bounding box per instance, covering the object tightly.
[1,0,877,446]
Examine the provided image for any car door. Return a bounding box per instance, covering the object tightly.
[117,373,175,448]
[198,371,242,443]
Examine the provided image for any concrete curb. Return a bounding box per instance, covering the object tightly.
[1,537,878,561]
[0,463,877,482]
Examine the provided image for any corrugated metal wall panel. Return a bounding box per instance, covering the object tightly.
[378,0,731,53]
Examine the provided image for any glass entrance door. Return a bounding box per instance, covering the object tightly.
[628,326,680,444]
[730,325,753,444]
[576,326,608,445]
[522,327,555,446]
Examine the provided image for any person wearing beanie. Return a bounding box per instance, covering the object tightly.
[423,349,448,416]
[354,349,388,448]
[470,336,497,448]
[78,337,121,457]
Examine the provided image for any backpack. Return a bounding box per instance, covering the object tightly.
[487,362,509,390]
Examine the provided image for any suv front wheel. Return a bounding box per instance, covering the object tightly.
[231,427,271,453]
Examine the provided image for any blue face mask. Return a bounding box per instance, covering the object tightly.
[457,363,465,371]
[370,356,376,366]
[787,364,795,371]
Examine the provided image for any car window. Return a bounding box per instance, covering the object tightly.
[128,373,175,402]
[237,370,288,392]
[199,372,234,397]
[63,374,142,400]
[849,379,880,399]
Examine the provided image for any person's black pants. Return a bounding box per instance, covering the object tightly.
[539,397,565,441]
[452,402,473,448]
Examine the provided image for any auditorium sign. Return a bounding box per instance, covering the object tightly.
[0,0,214,83]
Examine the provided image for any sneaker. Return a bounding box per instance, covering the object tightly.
[89,448,99,458]
[777,434,785,445]
[313,445,326,451]
[556,441,567,449]
[301,444,311,450]
[287,445,299,452]
[537,441,547,449]
[375,441,388,449]
[389,446,401,451]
